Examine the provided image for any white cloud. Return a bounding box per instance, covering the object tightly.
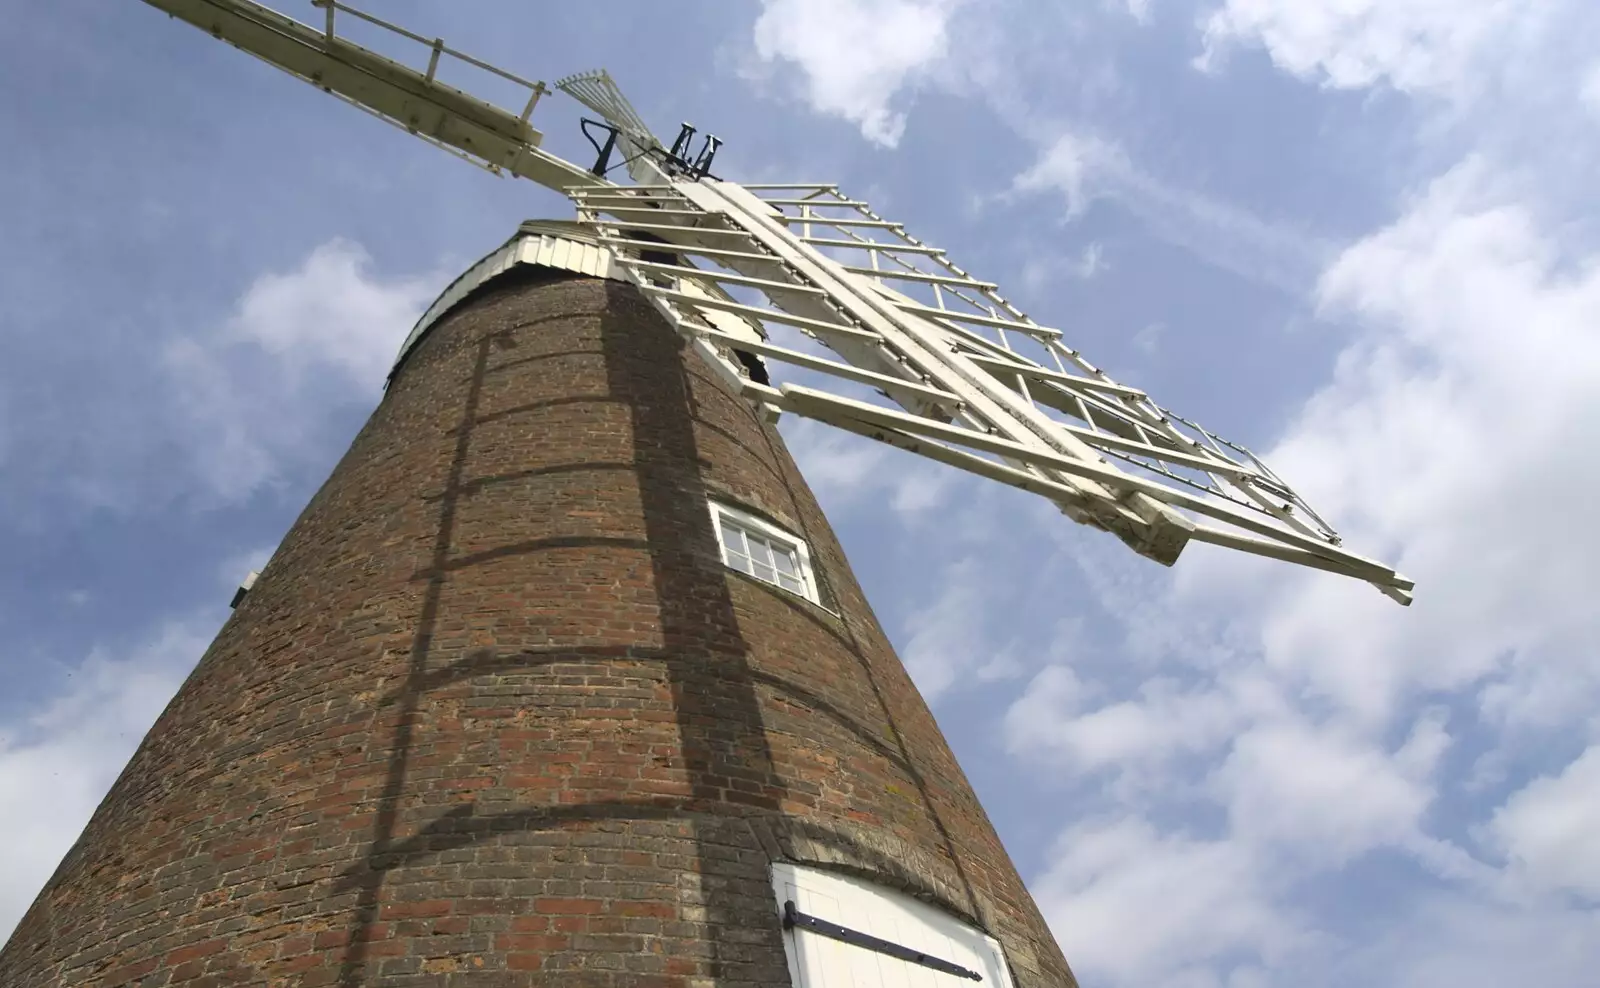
[1013,130,1329,292]
[1009,153,1600,986]
[898,556,1040,700]
[1017,243,1108,300]
[1072,242,1108,279]
[1006,669,1247,777]
[736,3,1597,985]
[1582,63,1600,116]
[1191,0,1600,231]
[1214,714,1445,866]
[1342,894,1600,988]
[1182,159,1600,729]
[1013,132,1125,219]
[779,416,954,517]
[9,239,444,517]
[1035,817,1311,987]
[742,0,1330,295]
[1489,744,1600,900]
[747,0,962,147]
[1197,0,1524,97]
[0,616,215,941]
[163,240,442,504]
[1131,321,1161,354]
[226,239,435,385]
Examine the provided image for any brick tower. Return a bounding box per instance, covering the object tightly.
[0,223,1076,987]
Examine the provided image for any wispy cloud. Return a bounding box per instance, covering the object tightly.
[1017,243,1109,302]
[0,239,446,519]
[1340,895,1600,987]
[1196,0,1525,98]
[0,615,217,941]
[1120,0,1152,26]
[779,416,955,518]
[739,5,1600,981]
[1033,815,1311,987]
[1012,129,1333,293]
[1489,745,1600,899]
[161,240,444,506]
[898,555,1042,701]
[738,0,1331,295]
[743,0,964,147]
[1189,159,1600,728]
[1072,241,1108,279]
[1009,148,1600,988]
[1581,63,1600,117]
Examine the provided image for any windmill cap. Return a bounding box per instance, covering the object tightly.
[389,220,622,380]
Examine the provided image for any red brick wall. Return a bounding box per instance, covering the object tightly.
[0,269,1076,987]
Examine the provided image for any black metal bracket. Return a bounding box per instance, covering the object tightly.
[667,121,722,179]
[782,900,983,981]
[578,117,723,181]
[579,117,620,176]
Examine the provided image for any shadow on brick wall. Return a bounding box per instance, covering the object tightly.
[334,276,982,985]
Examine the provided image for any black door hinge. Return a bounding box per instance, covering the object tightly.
[783,900,983,981]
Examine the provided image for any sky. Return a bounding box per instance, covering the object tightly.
[2,0,1599,985]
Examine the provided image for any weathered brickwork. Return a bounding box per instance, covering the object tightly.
[0,265,1077,987]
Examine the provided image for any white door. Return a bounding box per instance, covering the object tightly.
[771,863,1017,988]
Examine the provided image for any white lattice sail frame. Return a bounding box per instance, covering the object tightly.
[142,0,1414,604]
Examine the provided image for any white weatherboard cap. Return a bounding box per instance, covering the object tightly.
[390,220,625,378]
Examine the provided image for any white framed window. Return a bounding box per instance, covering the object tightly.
[771,863,1016,987]
[708,500,820,605]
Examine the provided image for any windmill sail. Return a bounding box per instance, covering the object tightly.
[571,180,1412,601]
[138,0,1413,603]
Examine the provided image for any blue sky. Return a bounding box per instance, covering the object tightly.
[4,1,1599,985]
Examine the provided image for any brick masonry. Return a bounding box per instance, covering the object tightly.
[0,266,1078,987]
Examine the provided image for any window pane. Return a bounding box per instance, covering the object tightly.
[772,547,799,576]
[726,551,755,575]
[719,518,747,555]
[752,561,778,583]
[777,573,804,594]
[747,536,776,570]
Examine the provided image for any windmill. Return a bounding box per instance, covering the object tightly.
[0,2,1413,988]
